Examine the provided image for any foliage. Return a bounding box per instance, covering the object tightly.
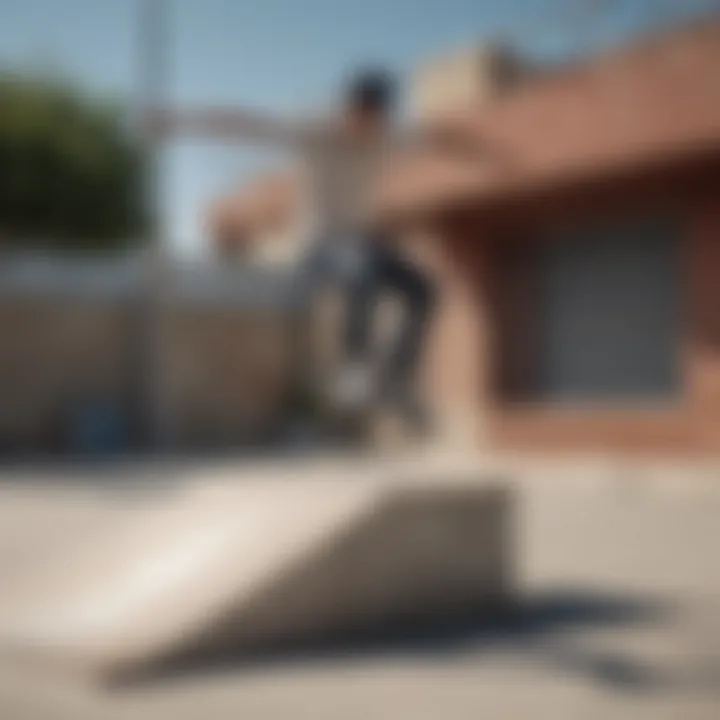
[0,72,148,251]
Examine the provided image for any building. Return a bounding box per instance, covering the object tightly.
[208,21,720,455]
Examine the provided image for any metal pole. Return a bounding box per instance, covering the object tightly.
[136,0,173,450]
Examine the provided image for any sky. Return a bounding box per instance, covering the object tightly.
[0,0,716,255]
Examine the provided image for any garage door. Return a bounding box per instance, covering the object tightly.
[534,217,681,403]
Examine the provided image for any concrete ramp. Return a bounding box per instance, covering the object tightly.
[0,468,512,681]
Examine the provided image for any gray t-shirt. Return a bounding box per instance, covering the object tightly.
[294,128,396,244]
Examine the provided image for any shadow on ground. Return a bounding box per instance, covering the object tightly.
[120,588,678,693]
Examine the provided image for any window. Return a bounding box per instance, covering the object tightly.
[527,216,682,404]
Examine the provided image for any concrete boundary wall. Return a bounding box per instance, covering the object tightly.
[0,256,296,452]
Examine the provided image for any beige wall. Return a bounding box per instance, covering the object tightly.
[0,298,133,451]
[411,43,524,119]
[0,294,292,453]
[164,305,290,448]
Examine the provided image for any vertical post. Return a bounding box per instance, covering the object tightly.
[136,0,173,450]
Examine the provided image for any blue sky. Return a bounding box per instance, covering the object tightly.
[0,0,714,254]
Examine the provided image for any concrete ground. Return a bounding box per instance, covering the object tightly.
[0,453,718,720]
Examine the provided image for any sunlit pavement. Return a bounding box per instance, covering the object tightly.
[0,454,718,720]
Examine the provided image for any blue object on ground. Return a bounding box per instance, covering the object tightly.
[68,401,128,456]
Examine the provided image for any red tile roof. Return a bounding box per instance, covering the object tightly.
[381,19,720,215]
[211,20,720,235]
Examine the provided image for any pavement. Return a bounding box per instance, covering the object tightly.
[0,452,718,719]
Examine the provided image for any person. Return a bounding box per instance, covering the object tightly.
[150,69,486,432]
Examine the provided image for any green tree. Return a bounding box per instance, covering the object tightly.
[0,73,147,252]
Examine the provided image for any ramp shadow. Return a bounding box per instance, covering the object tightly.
[119,588,671,693]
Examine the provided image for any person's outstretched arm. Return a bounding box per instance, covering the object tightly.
[145,106,322,147]
[393,117,491,160]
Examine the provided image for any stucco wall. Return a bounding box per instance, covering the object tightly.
[0,263,294,453]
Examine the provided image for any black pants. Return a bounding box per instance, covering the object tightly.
[298,235,436,395]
